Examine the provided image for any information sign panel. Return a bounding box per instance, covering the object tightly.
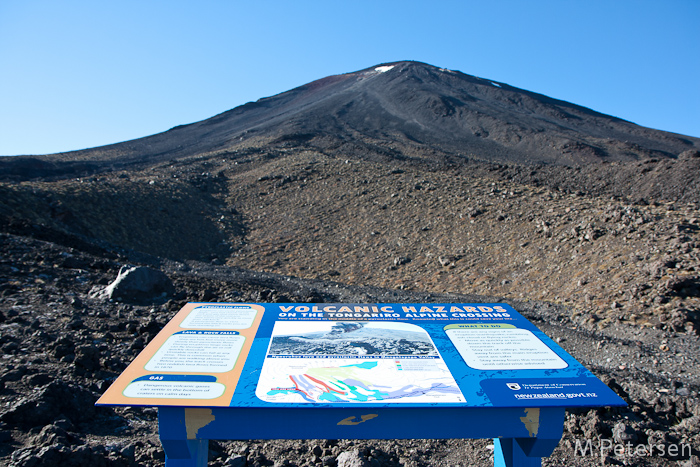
[97,302,625,409]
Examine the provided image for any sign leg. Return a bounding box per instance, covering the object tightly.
[494,438,541,467]
[159,407,209,466]
[164,439,209,467]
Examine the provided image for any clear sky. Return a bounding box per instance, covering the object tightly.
[1,0,698,156]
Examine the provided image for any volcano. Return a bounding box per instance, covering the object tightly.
[2,61,698,181]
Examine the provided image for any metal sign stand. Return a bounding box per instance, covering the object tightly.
[158,405,566,466]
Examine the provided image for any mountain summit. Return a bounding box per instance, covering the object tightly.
[3,61,698,178]
[187,59,692,165]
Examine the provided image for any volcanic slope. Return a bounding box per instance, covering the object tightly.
[2,148,698,333]
[2,61,699,180]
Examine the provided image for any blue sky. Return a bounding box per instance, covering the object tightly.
[1,0,698,156]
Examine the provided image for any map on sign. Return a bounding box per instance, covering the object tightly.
[256,321,465,403]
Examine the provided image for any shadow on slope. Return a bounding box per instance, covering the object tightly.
[0,175,243,262]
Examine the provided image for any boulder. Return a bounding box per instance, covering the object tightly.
[337,450,370,467]
[92,266,174,303]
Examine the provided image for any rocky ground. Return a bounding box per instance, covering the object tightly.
[225,152,700,331]
[1,148,700,465]
[1,236,699,466]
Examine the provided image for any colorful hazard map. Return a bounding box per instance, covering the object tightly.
[256,321,465,403]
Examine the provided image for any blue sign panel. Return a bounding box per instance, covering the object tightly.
[97,302,625,409]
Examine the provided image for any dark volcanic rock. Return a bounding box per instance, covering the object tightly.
[10,444,113,467]
[1,381,96,429]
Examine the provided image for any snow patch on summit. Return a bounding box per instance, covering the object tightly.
[375,65,395,73]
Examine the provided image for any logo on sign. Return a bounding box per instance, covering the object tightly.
[507,383,521,390]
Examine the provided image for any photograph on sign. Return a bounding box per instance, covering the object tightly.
[256,321,465,403]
